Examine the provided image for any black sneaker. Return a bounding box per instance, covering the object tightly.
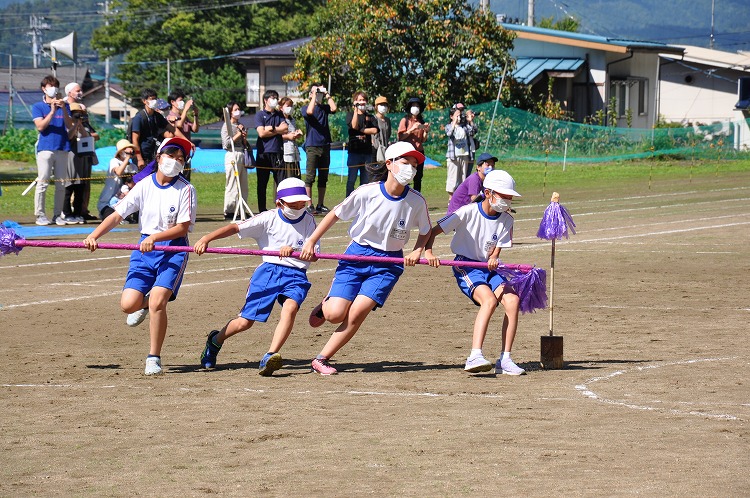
[316,205,330,214]
[200,330,222,369]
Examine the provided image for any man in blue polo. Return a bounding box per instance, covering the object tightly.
[254,89,288,212]
[303,84,337,214]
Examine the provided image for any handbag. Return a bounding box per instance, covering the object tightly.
[243,145,256,169]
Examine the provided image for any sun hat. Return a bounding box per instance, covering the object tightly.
[384,141,426,164]
[276,177,311,203]
[157,137,195,157]
[476,152,499,165]
[115,139,136,157]
[483,170,521,197]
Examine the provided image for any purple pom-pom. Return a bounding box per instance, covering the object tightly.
[498,267,547,314]
[537,201,576,240]
[0,226,24,257]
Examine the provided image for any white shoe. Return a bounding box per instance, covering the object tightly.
[496,358,526,376]
[144,357,163,375]
[464,354,493,373]
[126,308,149,327]
[35,215,51,226]
[55,216,67,226]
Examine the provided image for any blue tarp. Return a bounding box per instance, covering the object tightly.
[2,220,130,238]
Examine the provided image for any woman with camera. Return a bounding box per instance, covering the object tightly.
[397,97,430,192]
[221,102,250,220]
[345,91,378,197]
[445,103,478,202]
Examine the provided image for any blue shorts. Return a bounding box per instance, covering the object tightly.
[452,256,508,306]
[239,263,311,322]
[124,235,189,301]
[328,242,404,309]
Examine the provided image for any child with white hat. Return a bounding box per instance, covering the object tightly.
[424,169,526,376]
[194,177,319,376]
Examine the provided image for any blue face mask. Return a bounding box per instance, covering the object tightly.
[483,166,493,175]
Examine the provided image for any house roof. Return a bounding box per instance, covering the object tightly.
[514,57,585,84]
[232,37,313,60]
[667,45,750,72]
[502,23,685,55]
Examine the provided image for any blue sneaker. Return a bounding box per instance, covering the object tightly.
[200,330,222,369]
[258,352,282,376]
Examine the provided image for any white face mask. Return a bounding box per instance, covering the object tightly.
[410,106,420,116]
[490,197,511,213]
[377,105,388,114]
[176,100,185,110]
[281,205,306,220]
[232,109,241,118]
[268,98,279,109]
[147,99,158,110]
[158,156,184,177]
[392,161,416,186]
[44,86,58,98]
[73,92,83,102]
[282,106,293,115]
[355,103,367,111]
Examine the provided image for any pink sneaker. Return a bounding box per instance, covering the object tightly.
[311,358,337,375]
[309,302,325,327]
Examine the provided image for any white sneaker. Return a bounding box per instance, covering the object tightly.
[59,213,79,225]
[496,358,526,376]
[55,216,67,226]
[35,215,51,226]
[126,308,149,327]
[464,355,493,373]
[144,357,163,375]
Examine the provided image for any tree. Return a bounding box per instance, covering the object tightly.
[537,16,581,33]
[92,0,325,119]
[287,0,515,110]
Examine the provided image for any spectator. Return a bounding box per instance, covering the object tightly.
[31,75,74,226]
[303,84,337,214]
[280,97,303,180]
[254,90,288,212]
[165,89,199,181]
[372,95,392,164]
[445,103,478,202]
[345,91,378,196]
[397,97,430,192]
[130,88,173,169]
[98,139,139,220]
[221,102,249,220]
[447,152,496,215]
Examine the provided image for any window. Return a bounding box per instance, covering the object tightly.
[610,78,648,118]
[265,65,298,98]
[246,69,260,107]
[637,79,648,116]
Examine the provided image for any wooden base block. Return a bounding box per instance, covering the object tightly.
[540,335,564,369]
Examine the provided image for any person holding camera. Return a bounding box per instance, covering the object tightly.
[345,91,378,197]
[445,103,478,202]
[303,84,337,214]
[97,139,138,221]
[165,89,200,182]
[280,97,303,180]
[130,88,174,170]
[31,75,75,226]
[221,102,250,220]
[255,89,288,212]
[397,97,430,192]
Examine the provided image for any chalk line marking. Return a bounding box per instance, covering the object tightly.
[575,357,744,421]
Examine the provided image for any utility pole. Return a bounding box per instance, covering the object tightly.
[480,0,489,13]
[8,55,13,129]
[28,15,50,69]
[98,0,112,123]
[710,0,715,49]
[528,0,535,26]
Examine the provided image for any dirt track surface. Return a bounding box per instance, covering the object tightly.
[1,174,749,496]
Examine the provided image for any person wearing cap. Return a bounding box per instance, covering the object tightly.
[372,96,392,165]
[424,169,526,376]
[303,84,338,214]
[83,136,197,376]
[300,141,432,375]
[397,97,430,192]
[130,88,174,168]
[345,91,378,197]
[446,151,497,215]
[97,139,139,220]
[194,178,319,376]
[445,103,478,202]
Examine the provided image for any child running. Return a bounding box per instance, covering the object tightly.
[83,137,197,376]
[424,169,526,375]
[299,141,432,375]
[196,178,319,375]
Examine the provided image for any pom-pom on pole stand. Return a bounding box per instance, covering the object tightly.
[536,192,577,369]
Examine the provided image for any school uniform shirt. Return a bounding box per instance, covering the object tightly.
[437,202,513,261]
[31,100,70,152]
[236,209,318,270]
[114,173,197,235]
[334,182,431,252]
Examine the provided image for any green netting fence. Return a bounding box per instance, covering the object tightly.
[329,101,750,164]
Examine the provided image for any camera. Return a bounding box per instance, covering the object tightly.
[459,111,467,126]
[315,86,327,94]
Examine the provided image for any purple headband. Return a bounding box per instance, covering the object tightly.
[276,186,307,200]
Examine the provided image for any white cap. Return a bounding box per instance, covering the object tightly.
[276,178,311,203]
[64,82,80,95]
[483,170,521,197]
[384,141,426,164]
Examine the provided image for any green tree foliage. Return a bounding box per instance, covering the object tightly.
[537,16,580,32]
[288,0,515,110]
[92,0,325,119]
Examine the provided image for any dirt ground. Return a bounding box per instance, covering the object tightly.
[1,173,749,496]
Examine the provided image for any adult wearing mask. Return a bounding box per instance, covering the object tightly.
[165,89,199,181]
[280,97,303,180]
[130,88,173,169]
[221,102,249,220]
[345,91,378,197]
[372,96,392,164]
[397,97,430,192]
[445,103,478,202]
[31,75,74,226]
[447,152,497,215]
[303,84,337,214]
[254,90,288,212]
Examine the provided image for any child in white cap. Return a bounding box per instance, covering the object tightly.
[194,177,319,376]
[299,141,432,375]
[424,169,526,375]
